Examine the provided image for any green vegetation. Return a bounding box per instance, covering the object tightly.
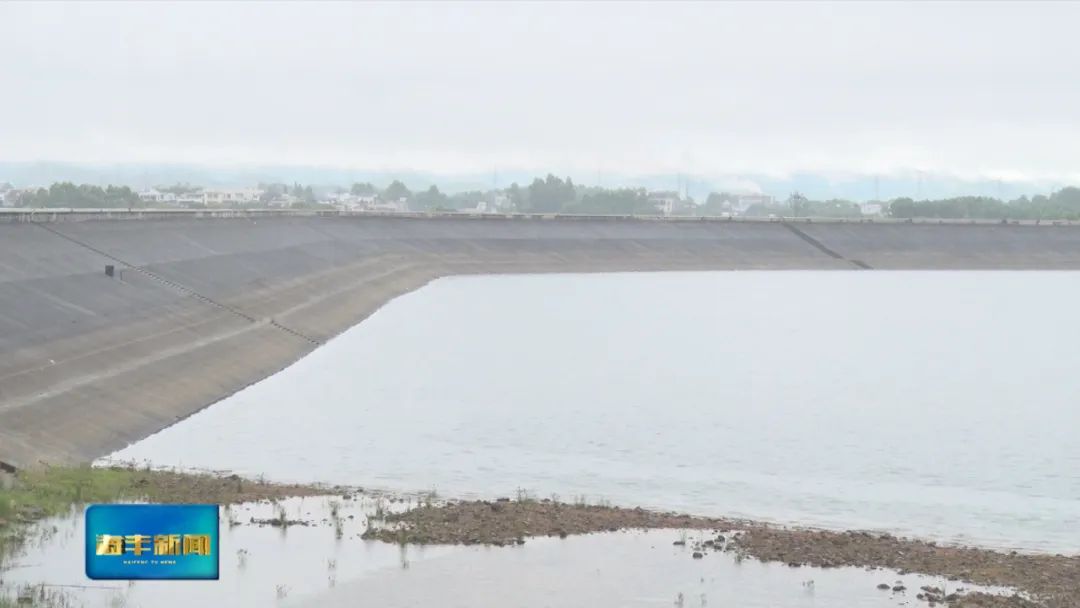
[383,179,411,202]
[738,194,863,219]
[350,181,377,196]
[413,184,449,210]
[888,187,1080,220]
[0,465,323,565]
[525,174,576,212]
[565,187,657,215]
[1,466,144,524]
[12,182,142,208]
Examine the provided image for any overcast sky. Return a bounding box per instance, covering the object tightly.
[2,1,1078,183]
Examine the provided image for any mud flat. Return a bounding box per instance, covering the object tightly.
[5,214,1080,468]
[0,485,1028,608]
[362,499,1074,608]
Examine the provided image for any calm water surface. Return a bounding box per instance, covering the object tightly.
[107,271,1080,552]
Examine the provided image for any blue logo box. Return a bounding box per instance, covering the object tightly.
[85,504,219,580]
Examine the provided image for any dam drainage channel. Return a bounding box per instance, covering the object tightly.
[34,222,322,346]
[781,222,872,270]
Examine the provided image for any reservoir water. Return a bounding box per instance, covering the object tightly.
[106,271,1080,553]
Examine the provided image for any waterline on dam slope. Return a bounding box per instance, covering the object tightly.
[8,214,1080,468]
[105,270,1080,553]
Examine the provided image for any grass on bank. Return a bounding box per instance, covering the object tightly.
[0,465,326,560]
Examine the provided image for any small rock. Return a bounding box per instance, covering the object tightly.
[692,551,704,559]
[877,584,891,590]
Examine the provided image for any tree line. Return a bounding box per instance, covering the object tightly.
[9,182,142,208]
[887,188,1080,220]
[6,177,1080,220]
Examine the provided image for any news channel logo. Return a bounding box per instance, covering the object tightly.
[85,504,219,580]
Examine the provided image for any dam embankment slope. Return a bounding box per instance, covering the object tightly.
[2,213,1080,467]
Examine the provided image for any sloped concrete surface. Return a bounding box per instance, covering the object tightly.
[2,215,1079,467]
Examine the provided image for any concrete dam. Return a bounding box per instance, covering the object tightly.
[3,211,1080,469]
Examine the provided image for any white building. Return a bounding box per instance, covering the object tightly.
[367,198,408,213]
[176,192,205,207]
[648,192,680,215]
[137,188,178,204]
[457,201,495,214]
[202,189,263,206]
[333,194,378,211]
[859,202,885,216]
[266,194,299,208]
[2,188,38,207]
[733,194,774,215]
[325,192,384,211]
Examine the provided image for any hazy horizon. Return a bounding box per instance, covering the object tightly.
[3,1,1080,193]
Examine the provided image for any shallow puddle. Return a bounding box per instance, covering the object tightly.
[1,497,1015,607]
[298,530,1015,608]
[0,496,456,607]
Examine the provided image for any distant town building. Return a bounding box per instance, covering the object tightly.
[325,193,379,211]
[202,189,263,206]
[859,201,885,216]
[457,201,496,214]
[2,187,38,207]
[176,192,205,207]
[648,191,680,215]
[137,188,177,204]
[0,184,14,207]
[367,198,409,213]
[265,194,299,208]
[674,198,699,215]
[733,194,774,215]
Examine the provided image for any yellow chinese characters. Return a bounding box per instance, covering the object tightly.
[125,534,151,556]
[154,534,181,556]
[95,534,212,556]
[182,534,211,556]
[95,534,124,556]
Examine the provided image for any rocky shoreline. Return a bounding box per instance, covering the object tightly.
[361,498,1076,608]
